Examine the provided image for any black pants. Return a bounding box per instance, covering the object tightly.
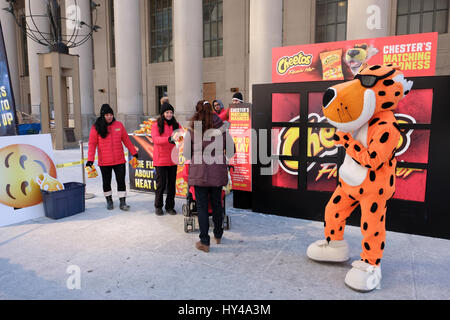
[100,163,126,196]
[194,186,224,246]
[155,165,177,209]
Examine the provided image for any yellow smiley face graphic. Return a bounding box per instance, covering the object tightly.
[0,144,57,209]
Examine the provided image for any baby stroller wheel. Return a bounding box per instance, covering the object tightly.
[224,215,230,230]
[182,204,189,216]
[184,217,190,233]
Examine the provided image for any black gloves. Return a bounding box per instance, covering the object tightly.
[168,136,176,144]
[86,161,94,167]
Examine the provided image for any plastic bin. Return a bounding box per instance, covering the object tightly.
[18,123,41,135]
[41,182,86,220]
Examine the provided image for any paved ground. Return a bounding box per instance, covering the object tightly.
[0,145,449,300]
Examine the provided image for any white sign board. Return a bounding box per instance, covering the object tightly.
[0,134,56,227]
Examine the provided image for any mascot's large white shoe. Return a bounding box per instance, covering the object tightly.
[306,239,350,262]
[345,260,382,292]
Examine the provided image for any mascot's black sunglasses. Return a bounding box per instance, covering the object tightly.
[354,69,396,88]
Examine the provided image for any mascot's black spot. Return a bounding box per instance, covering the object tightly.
[339,226,343,231]
[21,181,29,195]
[354,145,361,152]
[381,102,394,109]
[380,132,389,143]
[378,121,387,125]
[359,188,364,194]
[369,118,380,126]
[369,65,381,70]
[380,215,385,222]
[6,184,16,200]
[390,175,394,186]
[333,195,341,204]
[375,232,379,236]
[376,163,384,170]
[335,213,339,218]
[379,188,384,195]
[365,259,369,263]
[378,91,386,96]
[365,165,372,169]
[395,91,401,96]
[348,195,355,200]
[351,201,359,207]
[370,151,377,159]
[370,202,378,213]
[404,90,410,95]
[331,230,335,235]
[333,134,340,141]
[5,152,13,168]
[375,259,381,265]
[338,181,342,187]
[381,242,385,250]
[383,79,395,86]
[343,135,349,141]
[363,222,368,231]
[389,160,393,167]
[364,242,371,251]
[326,237,331,242]
[370,171,376,182]
[344,143,349,148]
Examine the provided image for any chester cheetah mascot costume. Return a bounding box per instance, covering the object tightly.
[307,64,413,292]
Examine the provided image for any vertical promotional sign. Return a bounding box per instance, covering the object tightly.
[0,22,18,136]
[128,134,187,197]
[272,33,437,83]
[229,103,252,192]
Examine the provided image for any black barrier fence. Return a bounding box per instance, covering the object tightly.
[251,76,450,240]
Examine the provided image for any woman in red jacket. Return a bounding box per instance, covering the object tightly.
[86,104,138,211]
[151,102,180,216]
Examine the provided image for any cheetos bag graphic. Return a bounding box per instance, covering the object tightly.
[85,165,99,178]
[35,173,65,192]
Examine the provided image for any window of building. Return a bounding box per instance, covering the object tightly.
[315,0,347,43]
[108,0,116,68]
[156,85,168,113]
[150,0,173,63]
[203,0,223,57]
[396,0,448,35]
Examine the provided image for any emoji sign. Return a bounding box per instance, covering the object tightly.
[0,144,57,208]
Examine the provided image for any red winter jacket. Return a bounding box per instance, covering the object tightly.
[151,121,178,167]
[216,108,229,122]
[88,120,137,166]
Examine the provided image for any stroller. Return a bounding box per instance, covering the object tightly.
[182,164,231,233]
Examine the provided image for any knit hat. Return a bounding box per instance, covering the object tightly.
[232,92,244,103]
[160,102,174,115]
[100,104,114,116]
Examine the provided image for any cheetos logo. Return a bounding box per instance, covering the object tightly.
[277,113,415,176]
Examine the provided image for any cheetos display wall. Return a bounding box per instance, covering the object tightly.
[251,76,450,240]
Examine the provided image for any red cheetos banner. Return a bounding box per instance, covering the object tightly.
[272,33,437,83]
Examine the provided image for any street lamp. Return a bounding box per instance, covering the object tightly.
[4,0,100,54]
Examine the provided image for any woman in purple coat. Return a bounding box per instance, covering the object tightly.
[186,100,234,253]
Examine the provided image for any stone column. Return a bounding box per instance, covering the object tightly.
[25,0,50,116]
[173,0,203,120]
[0,4,20,109]
[66,0,95,139]
[248,0,283,103]
[113,0,143,130]
[347,0,391,39]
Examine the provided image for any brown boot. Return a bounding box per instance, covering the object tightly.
[195,241,209,253]
[214,237,221,244]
